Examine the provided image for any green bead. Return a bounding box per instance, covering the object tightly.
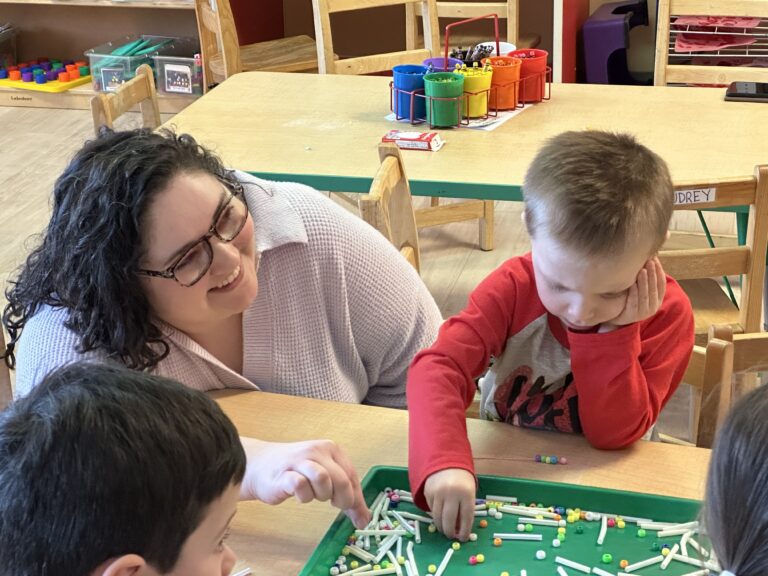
[637,528,647,538]
[525,524,533,532]
[601,554,613,564]
[575,524,584,534]
[381,561,390,568]
[651,542,660,551]
[557,533,566,541]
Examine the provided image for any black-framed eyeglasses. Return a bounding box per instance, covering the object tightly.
[138,180,249,287]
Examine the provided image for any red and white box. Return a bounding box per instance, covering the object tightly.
[382,130,445,152]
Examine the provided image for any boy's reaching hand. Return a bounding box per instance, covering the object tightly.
[424,468,477,541]
[238,437,371,529]
[600,257,666,332]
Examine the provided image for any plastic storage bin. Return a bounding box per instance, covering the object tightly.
[85,35,175,92]
[151,37,203,96]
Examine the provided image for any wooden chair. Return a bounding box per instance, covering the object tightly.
[0,329,12,411]
[655,0,768,86]
[194,0,319,90]
[359,143,422,273]
[659,166,768,351]
[90,64,161,135]
[405,1,540,56]
[313,0,495,250]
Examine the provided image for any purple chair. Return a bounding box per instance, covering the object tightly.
[582,0,648,84]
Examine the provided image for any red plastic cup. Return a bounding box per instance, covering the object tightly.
[507,49,548,103]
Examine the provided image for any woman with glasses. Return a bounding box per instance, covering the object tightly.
[1,128,441,520]
[4,127,441,402]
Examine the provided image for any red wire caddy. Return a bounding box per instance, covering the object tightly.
[389,13,552,128]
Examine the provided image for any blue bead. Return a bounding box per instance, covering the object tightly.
[551,456,558,464]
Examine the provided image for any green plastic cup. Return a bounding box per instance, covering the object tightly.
[423,72,464,127]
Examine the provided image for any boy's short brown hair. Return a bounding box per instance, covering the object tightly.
[523,130,673,256]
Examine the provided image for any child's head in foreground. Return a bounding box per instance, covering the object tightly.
[706,384,768,576]
[523,130,674,329]
[0,362,246,576]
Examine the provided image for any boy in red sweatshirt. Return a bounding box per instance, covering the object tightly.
[407,130,694,541]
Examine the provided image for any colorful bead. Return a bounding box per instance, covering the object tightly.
[551,456,558,464]
[350,561,359,569]
[381,561,390,569]
[330,567,340,575]
[476,554,486,563]
[452,542,461,551]
[557,533,566,542]
[560,457,568,465]
[552,538,561,548]
[536,550,547,560]
[397,557,406,565]
[428,524,437,533]
[525,524,533,532]
[651,543,660,551]
[493,538,503,547]
[428,565,437,574]
[469,556,478,565]
[557,527,566,535]
[469,533,478,542]
[495,512,503,520]
[617,520,626,529]
[575,524,584,534]
[535,454,542,462]
[601,554,613,564]
[479,519,489,528]
[620,560,629,569]
[501,572,510,576]
[661,548,670,557]
[607,518,616,528]
[637,529,647,538]
[517,523,526,532]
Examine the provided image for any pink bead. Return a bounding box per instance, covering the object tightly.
[559,457,568,465]
[469,556,478,565]
[607,518,616,528]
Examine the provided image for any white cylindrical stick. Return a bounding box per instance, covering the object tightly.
[475,510,489,516]
[494,533,543,541]
[521,570,527,576]
[355,529,407,537]
[390,511,416,535]
[638,522,676,530]
[414,521,421,544]
[387,551,404,576]
[557,567,569,576]
[670,553,719,572]
[373,532,401,564]
[687,537,710,558]
[661,544,679,569]
[596,515,608,546]
[345,545,375,563]
[475,504,488,511]
[555,556,591,574]
[518,517,562,527]
[397,511,433,523]
[406,540,419,576]
[624,555,664,572]
[499,505,557,519]
[434,548,454,576]
[396,536,402,560]
[398,495,414,503]
[657,528,693,538]
[486,494,518,503]
[344,563,373,575]
[677,570,709,576]
[592,567,614,576]
[680,531,692,556]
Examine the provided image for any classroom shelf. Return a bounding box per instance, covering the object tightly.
[0,82,194,112]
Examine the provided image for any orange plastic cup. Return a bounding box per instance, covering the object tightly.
[58,72,70,82]
[483,56,522,110]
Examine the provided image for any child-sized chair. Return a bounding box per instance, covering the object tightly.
[90,64,161,135]
[359,143,422,273]
[195,0,319,90]
[659,165,768,350]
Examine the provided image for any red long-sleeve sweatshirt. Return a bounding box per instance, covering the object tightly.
[407,254,694,510]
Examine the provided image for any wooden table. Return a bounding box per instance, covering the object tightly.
[213,390,710,575]
[166,71,766,200]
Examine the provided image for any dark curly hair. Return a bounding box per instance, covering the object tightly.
[2,128,242,371]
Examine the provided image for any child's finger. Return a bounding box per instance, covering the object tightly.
[429,495,444,535]
[439,497,461,540]
[636,268,649,314]
[654,258,667,302]
[456,495,475,541]
[292,460,334,502]
[344,501,372,530]
[274,470,314,503]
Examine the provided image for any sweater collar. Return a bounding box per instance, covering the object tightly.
[235,170,309,252]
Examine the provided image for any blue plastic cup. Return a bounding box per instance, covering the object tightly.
[392,64,428,121]
[422,56,463,72]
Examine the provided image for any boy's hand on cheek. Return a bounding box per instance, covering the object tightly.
[600,257,666,332]
[424,468,476,541]
[239,437,371,529]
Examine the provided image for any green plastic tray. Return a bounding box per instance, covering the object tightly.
[299,466,705,576]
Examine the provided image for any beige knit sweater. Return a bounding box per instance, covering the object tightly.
[15,173,442,408]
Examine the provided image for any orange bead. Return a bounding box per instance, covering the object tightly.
[554,514,562,521]
[620,560,629,569]
[479,519,488,528]
[493,537,502,547]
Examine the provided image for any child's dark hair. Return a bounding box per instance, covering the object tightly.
[523,130,674,257]
[0,362,246,576]
[705,384,768,576]
[1,127,242,371]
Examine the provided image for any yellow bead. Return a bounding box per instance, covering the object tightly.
[476,554,486,563]
[398,557,406,565]
[428,565,437,574]
[452,542,461,551]
[557,527,566,535]
[617,520,626,529]
[350,561,359,569]
[501,572,510,576]
[428,524,437,533]
[662,548,670,557]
